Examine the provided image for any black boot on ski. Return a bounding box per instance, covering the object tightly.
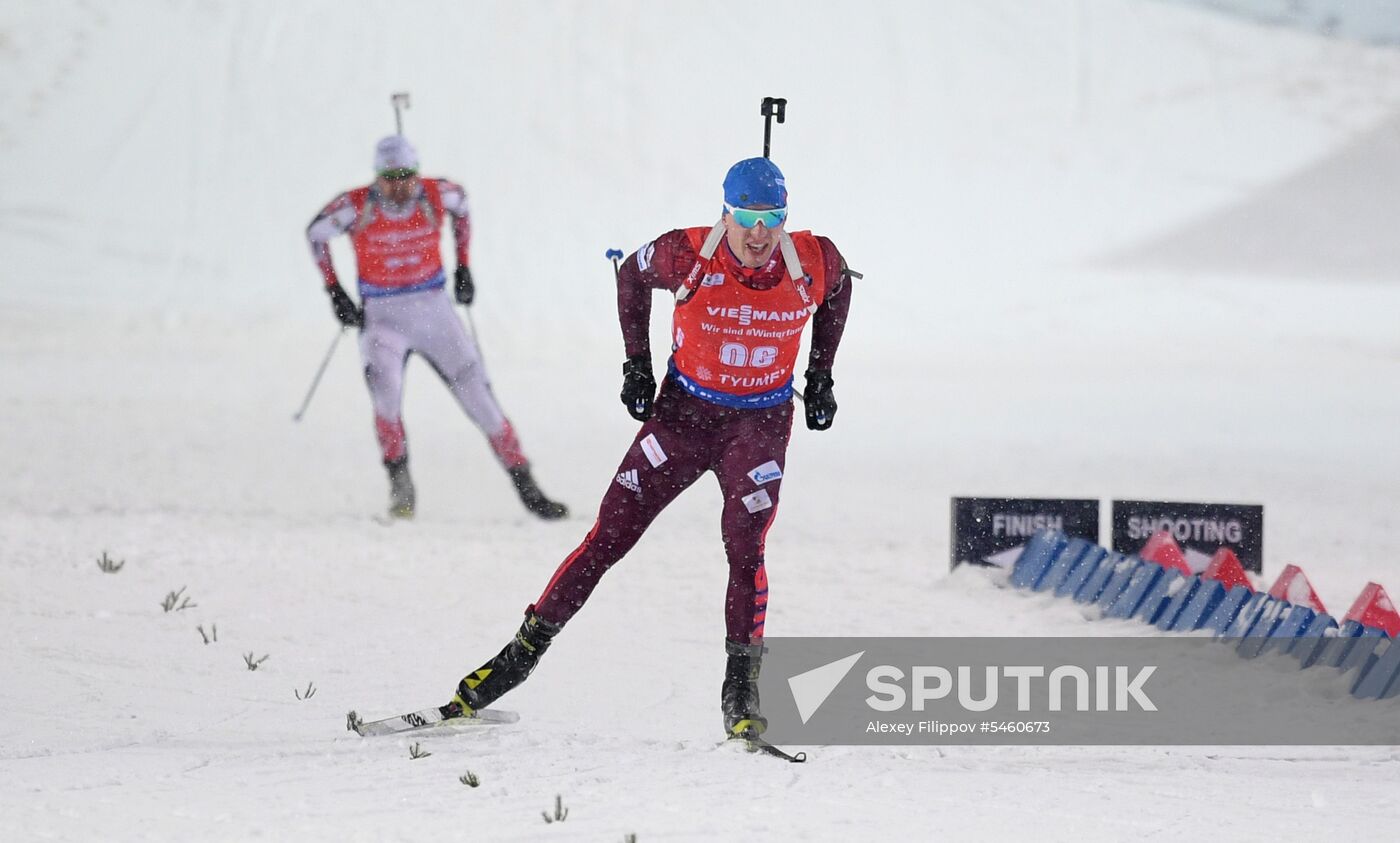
[447,612,562,716]
[508,465,568,521]
[386,457,416,519]
[721,640,768,739]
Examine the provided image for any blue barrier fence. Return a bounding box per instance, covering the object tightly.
[1009,529,1397,701]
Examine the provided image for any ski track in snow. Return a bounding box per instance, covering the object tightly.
[4,1,1400,840]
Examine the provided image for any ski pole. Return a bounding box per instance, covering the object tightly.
[760,97,786,159]
[606,248,654,418]
[463,305,489,369]
[391,92,411,136]
[293,327,346,422]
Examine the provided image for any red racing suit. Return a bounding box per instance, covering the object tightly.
[530,227,852,644]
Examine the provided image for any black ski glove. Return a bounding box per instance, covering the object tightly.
[454,265,475,306]
[803,368,837,431]
[620,354,656,421]
[327,283,363,328]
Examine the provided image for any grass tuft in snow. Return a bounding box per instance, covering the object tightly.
[408,742,431,760]
[459,771,480,787]
[242,652,269,671]
[197,624,217,644]
[294,682,316,700]
[542,794,569,824]
[95,551,125,573]
[161,586,195,613]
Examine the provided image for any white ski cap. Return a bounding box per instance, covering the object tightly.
[374,135,419,174]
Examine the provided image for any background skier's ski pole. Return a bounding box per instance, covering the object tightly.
[292,327,345,422]
[463,306,488,368]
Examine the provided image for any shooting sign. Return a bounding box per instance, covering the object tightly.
[1110,500,1264,573]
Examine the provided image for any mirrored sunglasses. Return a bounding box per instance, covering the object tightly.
[725,203,788,229]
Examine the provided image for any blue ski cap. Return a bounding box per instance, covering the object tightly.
[723,157,787,208]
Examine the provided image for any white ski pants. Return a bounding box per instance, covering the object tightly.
[358,286,510,463]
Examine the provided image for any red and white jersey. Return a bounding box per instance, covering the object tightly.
[307,177,471,297]
[666,228,830,408]
[616,226,851,409]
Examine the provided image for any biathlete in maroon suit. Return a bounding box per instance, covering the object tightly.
[441,158,853,741]
[306,135,567,521]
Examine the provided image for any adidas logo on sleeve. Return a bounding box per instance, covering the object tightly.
[615,469,641,493]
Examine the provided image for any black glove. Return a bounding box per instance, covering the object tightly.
[454,265,475,306]
[803,368,837,431]
[620,354,656,421]
[327,283,363,328]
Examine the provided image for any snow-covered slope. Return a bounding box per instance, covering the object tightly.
[1164,0,1400,45]
[3,2,1400,840]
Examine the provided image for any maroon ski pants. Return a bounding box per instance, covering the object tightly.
[532,379,793,645]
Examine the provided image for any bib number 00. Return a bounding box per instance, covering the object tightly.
[720,343,778,368]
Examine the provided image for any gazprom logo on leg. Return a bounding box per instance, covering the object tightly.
[747,460,783,486]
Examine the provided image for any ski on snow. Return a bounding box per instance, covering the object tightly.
[347,705,519,737]
[348,706,805,761]
[726,733,808,763]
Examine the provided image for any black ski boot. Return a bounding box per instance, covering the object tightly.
[447,612,562,716]
[721,640,768,739]
[508,465,568,521]
[386,457,416,519]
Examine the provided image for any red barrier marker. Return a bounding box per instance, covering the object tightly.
[1202,547,1254,592]
[1343,582,1400,637]
[1267,564,1327,614]
[1139,530,1192,576]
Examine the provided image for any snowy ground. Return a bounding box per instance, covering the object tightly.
[4,2,1400,840]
